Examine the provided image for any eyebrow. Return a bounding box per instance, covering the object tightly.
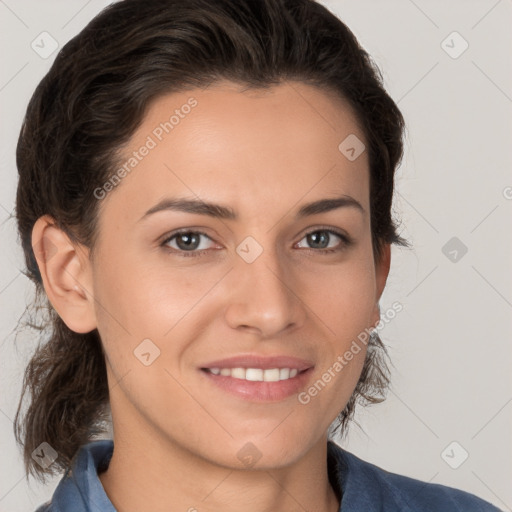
[139,195,365,222]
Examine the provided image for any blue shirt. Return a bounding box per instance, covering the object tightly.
[35,439,502,511]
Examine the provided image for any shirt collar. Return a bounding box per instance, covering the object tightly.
[49,439,116,512]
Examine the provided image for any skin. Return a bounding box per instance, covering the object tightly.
[32,80,390,512]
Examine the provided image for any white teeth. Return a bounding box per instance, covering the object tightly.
[263,368,280,382]
[245,368,264,381]
[231,367,246,379]
[279,368,290,380]
[207,367,301,382]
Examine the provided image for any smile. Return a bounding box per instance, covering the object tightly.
[205,367,300,381]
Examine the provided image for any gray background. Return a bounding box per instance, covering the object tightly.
[1,0,511,510]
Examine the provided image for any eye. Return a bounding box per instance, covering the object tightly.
[160,227,352,258]
[161,230,217,257]
[295,228,352,253]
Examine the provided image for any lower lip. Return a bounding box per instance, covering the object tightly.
[200,368,314,402]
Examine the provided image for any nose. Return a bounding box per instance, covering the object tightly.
[224,242,306,339]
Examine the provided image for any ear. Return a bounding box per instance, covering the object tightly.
[31,215,97,333]
[370,243,391,328]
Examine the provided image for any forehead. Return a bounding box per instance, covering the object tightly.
[98,80,369,222]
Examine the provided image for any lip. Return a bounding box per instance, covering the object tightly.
[200,354,314,371]
[199,354,315,402]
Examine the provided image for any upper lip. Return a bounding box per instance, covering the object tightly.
[200,354,314,371]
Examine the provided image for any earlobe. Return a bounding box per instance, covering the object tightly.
[376,243,391,298]
[31,215,97,333]
[371,243,391,328]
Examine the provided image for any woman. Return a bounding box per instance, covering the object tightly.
[14,0,500,510]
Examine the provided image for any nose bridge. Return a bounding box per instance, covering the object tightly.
[224,235,304,337]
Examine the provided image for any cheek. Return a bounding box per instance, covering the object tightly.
[93,239,378,341]
[91,247,223,363]
[297,261,375,425]
[91,233,378,378]
[308,255,377,337]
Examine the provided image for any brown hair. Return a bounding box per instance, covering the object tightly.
[14,0,407,482]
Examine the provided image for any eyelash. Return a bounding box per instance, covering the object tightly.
[160,227,353,258]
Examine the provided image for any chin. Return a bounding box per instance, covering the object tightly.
[196,431,318,471]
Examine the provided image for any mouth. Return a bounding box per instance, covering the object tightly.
[203,367,303,381]
[199,355,314,402]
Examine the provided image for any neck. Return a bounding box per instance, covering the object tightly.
[99,425,340,512]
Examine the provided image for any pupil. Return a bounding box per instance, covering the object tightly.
[177,232,199,250]
[309,231,328,249]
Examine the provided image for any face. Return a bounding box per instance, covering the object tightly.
[71,81,389,468]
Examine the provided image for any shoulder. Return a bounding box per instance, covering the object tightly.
[328,441,502,511]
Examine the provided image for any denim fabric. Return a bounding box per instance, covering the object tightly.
[34,439,502,511]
